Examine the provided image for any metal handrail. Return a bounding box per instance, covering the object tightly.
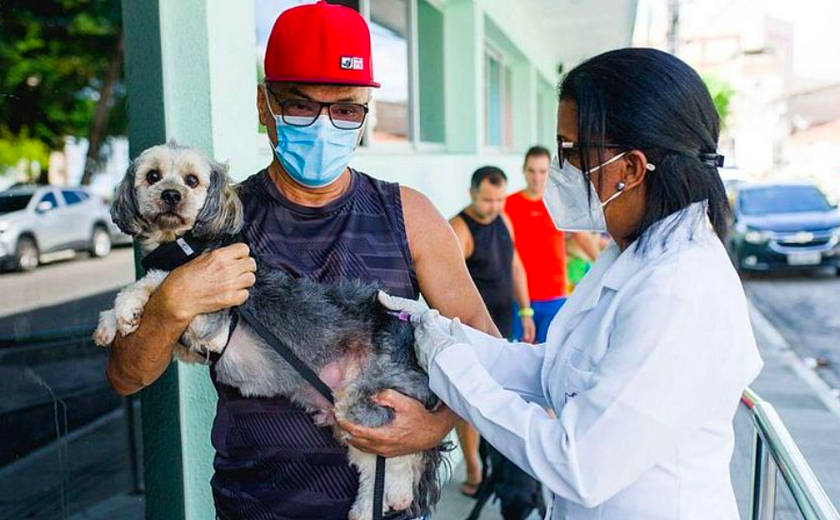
[742,387,840,520]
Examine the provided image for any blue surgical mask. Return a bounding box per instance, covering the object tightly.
[265,91,360,188]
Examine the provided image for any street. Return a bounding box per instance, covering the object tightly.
[745,269,840,393]
[0,247,134,328]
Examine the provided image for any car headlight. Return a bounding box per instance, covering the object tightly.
[744,230,772,244]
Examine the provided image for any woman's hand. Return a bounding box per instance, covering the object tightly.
[378,291,471,370]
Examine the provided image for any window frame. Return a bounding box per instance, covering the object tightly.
[358,0,443,152]
[483,43,512,151]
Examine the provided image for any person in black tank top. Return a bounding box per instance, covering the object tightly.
[210,168,419,520]
[450,167,541,520]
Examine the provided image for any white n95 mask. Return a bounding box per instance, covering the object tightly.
[543,153,630,232]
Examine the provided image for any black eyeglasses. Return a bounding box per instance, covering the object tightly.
[268,94,369,130]
[557,139,626,165]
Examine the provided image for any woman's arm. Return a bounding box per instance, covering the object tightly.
[428,277,762,507]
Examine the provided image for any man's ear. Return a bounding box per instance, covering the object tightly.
[622,150,651,191]
[256,85,271,127]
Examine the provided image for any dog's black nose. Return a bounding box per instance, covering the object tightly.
[161,190,182,206]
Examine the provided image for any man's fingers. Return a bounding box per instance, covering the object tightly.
[225,242,251,259]
[373,389,414,411]
[238,271,256,288]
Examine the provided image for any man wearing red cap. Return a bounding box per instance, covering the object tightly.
[106,3,499,519]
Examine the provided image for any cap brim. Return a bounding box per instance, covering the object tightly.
[264,76,380,88]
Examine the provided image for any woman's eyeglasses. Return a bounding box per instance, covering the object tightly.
[270,96,369,130]
[557,139,626,165]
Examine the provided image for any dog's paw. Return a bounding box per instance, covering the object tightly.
[94,310,118,346]
[115,296,148,335]
[311,410,335,427]
[348,497,374,520]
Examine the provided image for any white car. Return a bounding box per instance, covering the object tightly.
[0,186,116,272]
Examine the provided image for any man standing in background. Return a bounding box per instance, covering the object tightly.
[449,166,539,519]
[505,146,601,342]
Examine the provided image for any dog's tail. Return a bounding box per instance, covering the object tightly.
[411,440,454,517]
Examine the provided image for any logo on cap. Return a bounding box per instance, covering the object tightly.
[340,56,365,70]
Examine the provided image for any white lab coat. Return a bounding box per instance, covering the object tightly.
[429,202,763,520]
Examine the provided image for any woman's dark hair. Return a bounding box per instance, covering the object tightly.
[558,47,730,250]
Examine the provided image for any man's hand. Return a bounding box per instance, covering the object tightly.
[106,243,256,395]
[520,315,536,343]
[336,390,457,458]
[159,243,257,321]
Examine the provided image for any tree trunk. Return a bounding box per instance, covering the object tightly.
[80,35,124,186]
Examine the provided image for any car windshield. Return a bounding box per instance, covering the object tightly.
[739,186,832,216]
[0,193,33,214]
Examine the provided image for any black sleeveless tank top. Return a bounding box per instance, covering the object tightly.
[210,169,419,520]
[460,211,513,338]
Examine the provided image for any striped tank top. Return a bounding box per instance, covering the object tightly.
[210,169,419,520]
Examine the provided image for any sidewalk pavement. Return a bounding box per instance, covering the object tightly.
[15,303,840,520]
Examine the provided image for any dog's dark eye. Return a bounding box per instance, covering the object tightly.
[146,170,161,184]
[185,174,199,188]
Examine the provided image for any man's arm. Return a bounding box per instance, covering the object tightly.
[448,214,473,259]
[502,213,535,343]
[571,232,601,261]
[337,187,501,457]
[107,244,257,395]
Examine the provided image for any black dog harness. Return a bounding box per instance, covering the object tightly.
[141,240,391,520]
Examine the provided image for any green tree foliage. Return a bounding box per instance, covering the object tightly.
[702,75,735,129]
[0,0,125,182]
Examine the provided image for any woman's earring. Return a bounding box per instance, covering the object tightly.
[616,181,626,191]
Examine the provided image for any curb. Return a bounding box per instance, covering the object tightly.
[748,301,840,419]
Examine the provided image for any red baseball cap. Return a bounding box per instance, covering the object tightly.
[264,1,380,88]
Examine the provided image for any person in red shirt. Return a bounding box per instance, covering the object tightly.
[506,146,600,342]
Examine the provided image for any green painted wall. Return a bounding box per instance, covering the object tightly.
[418,0,446,143]
[122,1,259,519]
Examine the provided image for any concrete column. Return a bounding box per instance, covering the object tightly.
[121,1,259,518]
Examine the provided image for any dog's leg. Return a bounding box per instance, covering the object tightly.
[385,455,417,514]
[115,269,168,336]
[180,311,230,359]
[348,446,377,520]
[93,309,118,346]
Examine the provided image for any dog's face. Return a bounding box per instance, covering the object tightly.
[112,142,243,243]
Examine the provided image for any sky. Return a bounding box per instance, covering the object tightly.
[635,0,840,84]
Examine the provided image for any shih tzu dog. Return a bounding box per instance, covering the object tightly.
[94,142,445,520]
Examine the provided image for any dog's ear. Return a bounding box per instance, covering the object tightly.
[192,160,243,238]
[110,158,143,236]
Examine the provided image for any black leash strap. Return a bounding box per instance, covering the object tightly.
[234,307,388,520]
[373,455,387,520]
[236,307,334,405]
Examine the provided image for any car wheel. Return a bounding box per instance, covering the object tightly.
[15,236,39,272]
[90,226,112,258]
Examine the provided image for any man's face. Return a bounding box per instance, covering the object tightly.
[470,179,507,221]
[523,154,550,198]
[257,82,371,148]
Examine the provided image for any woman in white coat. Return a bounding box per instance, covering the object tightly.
[380,48,764,519]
